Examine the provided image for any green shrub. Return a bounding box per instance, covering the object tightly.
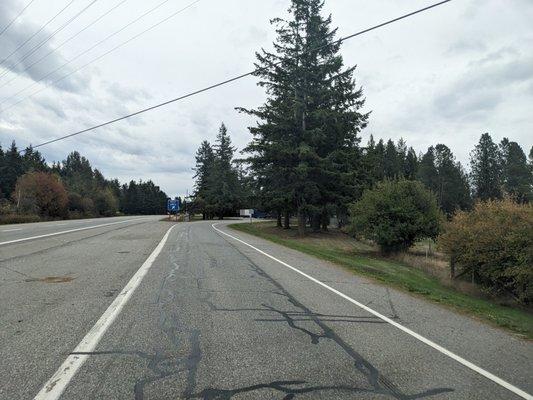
[349,180,442,253]
[94,188,119,217]
[439,199,533,304]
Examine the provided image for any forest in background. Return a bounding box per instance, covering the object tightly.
[0,142,168,223]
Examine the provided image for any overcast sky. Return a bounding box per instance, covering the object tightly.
[0,0,531,197]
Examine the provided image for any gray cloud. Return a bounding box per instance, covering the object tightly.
[0,0,85,92]
[434,51,533,120]
[1,0,532,197]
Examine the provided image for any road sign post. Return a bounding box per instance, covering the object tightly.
[167,198,180,221]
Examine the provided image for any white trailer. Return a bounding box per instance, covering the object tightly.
[239,209,253,217]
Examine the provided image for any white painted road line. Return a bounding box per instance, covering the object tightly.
[34,224,175,400]
[0,218,147,246]
[1,228,23,232]
[212,223,533,400]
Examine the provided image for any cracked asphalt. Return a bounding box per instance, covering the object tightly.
[0,218,532,399]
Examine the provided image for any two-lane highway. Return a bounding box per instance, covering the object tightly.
[1,218,532,399]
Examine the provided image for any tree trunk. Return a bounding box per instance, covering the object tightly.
[284,211,290,229]
[311,212,321,232]
[321,209,329,231]
[276,211,282,228]
[297,207,306,236]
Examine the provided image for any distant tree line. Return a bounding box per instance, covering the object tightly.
[0,142,168,221]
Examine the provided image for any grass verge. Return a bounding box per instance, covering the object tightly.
[229,221,533,339]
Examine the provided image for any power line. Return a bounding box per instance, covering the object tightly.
[0,0,129,91]
[0,0,192,110]
[0,0,76,70]
[0,0,99,78]
[0,0,37,39]
[25,0,452,150]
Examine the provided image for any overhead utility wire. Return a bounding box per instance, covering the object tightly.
[25,0,452,150]
[1,0,201,112]
[0,0,75,69]
[0,0,185,108]
[0,0,129,90]
[0,0,98,77]
[0,0,37,39]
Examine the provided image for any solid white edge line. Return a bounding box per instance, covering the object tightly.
[212,223,533,400]
[0,218,148,246]
[34,224,176,400]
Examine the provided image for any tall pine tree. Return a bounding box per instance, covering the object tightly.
[205,123,242,219]
[241,0,368,234]
[499,138,532,203]
[192,140,215,219]
[470,133,502,201]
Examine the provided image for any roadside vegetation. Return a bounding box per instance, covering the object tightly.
[0,144,168,224]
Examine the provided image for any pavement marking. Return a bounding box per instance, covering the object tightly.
[1,228,23,232]
[212,223,533,400]
[0,218,148,246]
[34,224,176,400]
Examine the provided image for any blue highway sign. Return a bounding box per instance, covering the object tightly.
[167,198,180,213]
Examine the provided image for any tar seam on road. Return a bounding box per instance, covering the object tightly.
[33,224,176,400]
[211,223,533,400]
[0,218,149,246]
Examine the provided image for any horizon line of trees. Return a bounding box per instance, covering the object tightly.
[0,142,168,220]
[189,0,532,232]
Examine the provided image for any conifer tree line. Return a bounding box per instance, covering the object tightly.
[0,141,168,220]
[191,0,532,232]
[191,123,245,219]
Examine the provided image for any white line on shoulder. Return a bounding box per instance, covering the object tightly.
[212,223,532,400]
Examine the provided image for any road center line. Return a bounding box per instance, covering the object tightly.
[0,218,148,246]
[1,228,23,232]
[212,223,532,400]
[34,224,176,400]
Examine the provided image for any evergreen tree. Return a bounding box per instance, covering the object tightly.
[205,124,242,218]
[383,139,400,178]
[22,146,48,172]
[60,151,95,197]
[470,133,502,201]
[0,141,24,197]
[417,146,438,193]
[404,147,418,179]
[418,145,471,215]
[241,0,368,234]
[499,138,532,203]
[433,144,471,215]
[372,138,385,182]
[192,140,215,219]
[396,138,407,174]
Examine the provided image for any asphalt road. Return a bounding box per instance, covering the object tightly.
[0,217,531,399]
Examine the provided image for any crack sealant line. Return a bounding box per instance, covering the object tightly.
[211,222,533,400]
